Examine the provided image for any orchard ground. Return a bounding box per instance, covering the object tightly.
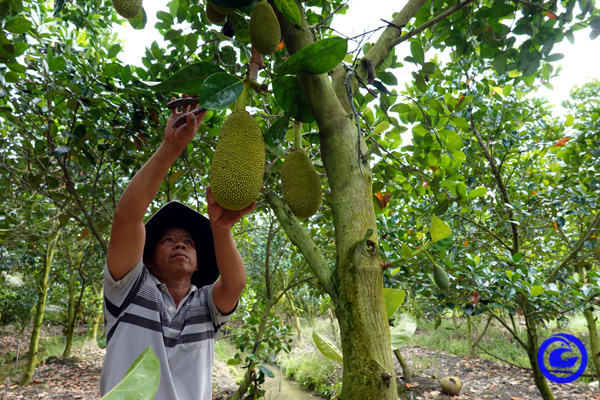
[1,317,600,400]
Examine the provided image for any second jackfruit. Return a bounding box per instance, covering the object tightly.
[281,149,322,219]
[209,111,265,211]
[249,1,281,55]
[433,264,450,290]
[112,0,142,19]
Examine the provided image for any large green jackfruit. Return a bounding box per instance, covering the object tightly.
[206,2,226,24]
[433,264,450,290]
[281,149,322,219]
[209,111,265,211]
[248,1,281,55]
[112,0,142,19]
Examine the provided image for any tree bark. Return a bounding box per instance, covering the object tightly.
[394,349,413,384]
[584,307,600,379]
[20,229,61,386]
[524,316,555,400]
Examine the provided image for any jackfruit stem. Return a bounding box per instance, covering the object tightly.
[293,121,303,150]
[236,78,251,112]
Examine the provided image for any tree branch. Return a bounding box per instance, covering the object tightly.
[490,312,528,350]
[470,115,519,255]
[544,212,600,284]
[265,190,335,299]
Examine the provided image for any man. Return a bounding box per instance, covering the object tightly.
[100,96,255,399]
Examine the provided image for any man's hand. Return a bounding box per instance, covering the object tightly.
[164,94,207,150]
[206,186,256,230]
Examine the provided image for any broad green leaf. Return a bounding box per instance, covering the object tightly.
[168,170,185,184]
[410,41,425,65]
[272,75,315,123]
[383,288,406,318]
[144,62,223,94]
[312,331,343,363]
[4,16,32,34]
[101,347,160,400]
[48,56,66,72]
[440,129,463,150]
[512,252,523,263]
[53,146,71,157]
[265,113,290,146]
[107,44,121,59]
[531,285,545,297]
[430,215,451,243]
[277,37,348,75]
[373,121,390,136]
[390,313,417,350]
[129,7,147,29]
[197,72,243,110]
[227,358,241,365]
[467,186,487,201]
[273,0,301,25]
[401,243,412,259]
[258,365,275,378]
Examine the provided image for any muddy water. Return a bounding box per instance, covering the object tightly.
[263,366,316,400]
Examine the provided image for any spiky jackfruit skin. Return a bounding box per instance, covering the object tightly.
[249,1,281,55]
[206,2,226,24]
[113,0,142,19]
[210,112,265,211]
[281,149,322,219]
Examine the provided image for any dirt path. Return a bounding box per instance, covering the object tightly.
[1,333,599,399]
[397,345,600,400]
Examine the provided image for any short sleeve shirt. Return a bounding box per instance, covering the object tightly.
[100,259,232,400]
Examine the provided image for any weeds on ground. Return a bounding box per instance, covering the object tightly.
[280,318,342,399]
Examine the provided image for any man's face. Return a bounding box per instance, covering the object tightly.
[148,227,198,281]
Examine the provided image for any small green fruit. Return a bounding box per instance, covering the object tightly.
[440,376,462,395]
[433,264,450,290]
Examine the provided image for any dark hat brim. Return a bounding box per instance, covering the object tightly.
[143,201,219,288]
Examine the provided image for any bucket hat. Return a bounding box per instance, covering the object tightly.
[143,201,219,288]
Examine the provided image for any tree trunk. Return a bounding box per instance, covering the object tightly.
[584,307,600,379]
[466,315,475,359]
[20,229,60,386]
[394,349,413,384]
[525,316,555,400]
[88,303,103,341]
[230,300,275,400]
[62,261,77,358]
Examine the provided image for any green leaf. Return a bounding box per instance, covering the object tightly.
[312,331,343,363]
[401,243,412,259]
[273,0,301,25]
[531,285,545,297]
[197,72,243,110]
[277,37,348,75]
[373,121,390,136]
[227,358,241,366]
[430,215,451,243]
[383,288,406,318]
[128,7,147,29]
[4,16,32,34]
[53,146,71,157]
[258,365,275,378]
[467,186,487,201]
[440,129,463,150]
[390,313,417,350]
[410,41,425,65]
[144,62,223,94]
[101,347,160,400]
[107,44,121,59]
[48,56,66,72]
[265,113,290,146]
[272,75,315,123]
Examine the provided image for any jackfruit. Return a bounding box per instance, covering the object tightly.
[206,2,226,24]
[209,111,265,211]
[440,376,462,395]
[433,264,449,290]
[112,0,142,19]
[281,149,322,219]
[249,1,281,55]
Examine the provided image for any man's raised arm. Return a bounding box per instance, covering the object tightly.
[106,97,207,281]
